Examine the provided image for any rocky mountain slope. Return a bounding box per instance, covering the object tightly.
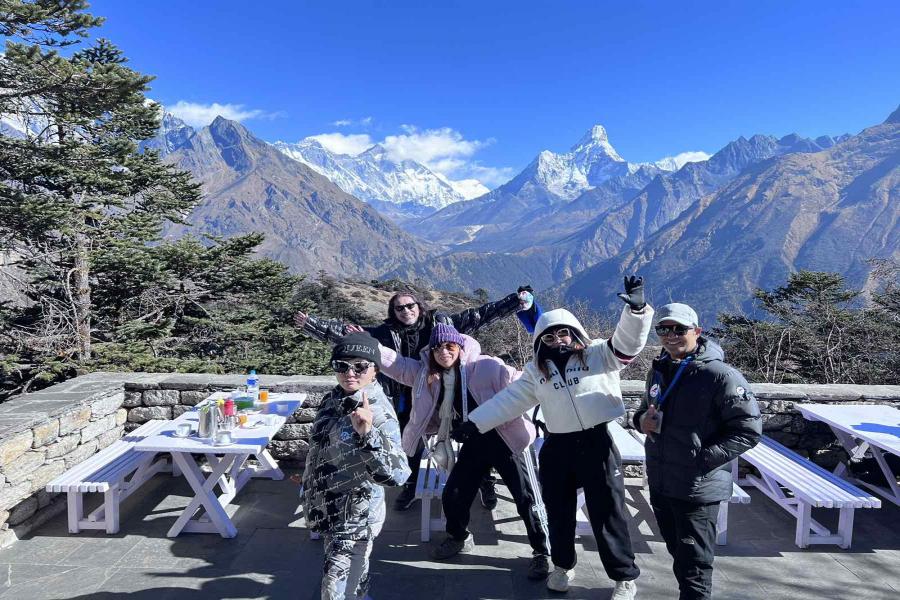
[558,108,899,323]
[163,117,434,278]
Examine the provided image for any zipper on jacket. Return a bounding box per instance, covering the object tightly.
[555,359,587,430]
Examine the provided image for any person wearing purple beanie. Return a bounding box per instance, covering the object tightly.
[377,322,552,580]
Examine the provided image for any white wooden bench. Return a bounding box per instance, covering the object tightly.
[739,435,881,548]
[46,420,171,534]
[575,423,749,545]
[416,452,450,542]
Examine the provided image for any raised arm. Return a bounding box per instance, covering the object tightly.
[294,310,351,344]
[378,343,424,388]
[450,285,536,335]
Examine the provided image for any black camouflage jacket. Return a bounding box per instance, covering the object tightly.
[301,381,410,539]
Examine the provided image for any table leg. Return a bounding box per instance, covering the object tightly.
[829,426,899,506]
[168,452,238,538]
[253,449,284,480]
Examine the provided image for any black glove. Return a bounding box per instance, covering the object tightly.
[450,420,479,443]
[617,275,646,311]
[517,285,534,294]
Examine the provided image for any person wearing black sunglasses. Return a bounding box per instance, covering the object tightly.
[301,332,411,600]
[633,303,761,600]
[295,285,539,512]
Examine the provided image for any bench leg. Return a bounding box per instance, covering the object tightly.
[104,487,121,534]
[716,500,729,545]
[837,507,855,549]
[67,492,84,534]
[420,497,431,542]
[795,503,812,548]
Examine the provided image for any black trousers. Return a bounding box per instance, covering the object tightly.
[649,491,718,600]
[539,423,640,581]
[442,430,549,556]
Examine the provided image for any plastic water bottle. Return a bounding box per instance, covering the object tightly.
[246,369,260,403]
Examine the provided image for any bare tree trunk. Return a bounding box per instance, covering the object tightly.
[72,230,91,362]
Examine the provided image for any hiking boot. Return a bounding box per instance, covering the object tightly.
[610,579,637,600]
[479,478,498,510]
[430,535,474,560]
[547,567,574,592]
[527,554,551,580]
[393,482,417,511]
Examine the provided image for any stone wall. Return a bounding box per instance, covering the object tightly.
[0,373,898,548]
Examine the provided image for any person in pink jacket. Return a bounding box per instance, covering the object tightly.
[379,323,551,579]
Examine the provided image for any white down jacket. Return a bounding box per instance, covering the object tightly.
[469,305,653,434]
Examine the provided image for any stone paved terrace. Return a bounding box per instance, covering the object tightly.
[0,472,898,600]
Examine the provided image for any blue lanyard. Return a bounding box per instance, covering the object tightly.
[653,356,693,410]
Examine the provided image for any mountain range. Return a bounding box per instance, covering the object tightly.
[272,138,485,225]
[82,106,900,322]
[558,108,899,324]
[160,117,432,278]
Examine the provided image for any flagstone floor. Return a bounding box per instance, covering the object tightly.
[0,472,898,599]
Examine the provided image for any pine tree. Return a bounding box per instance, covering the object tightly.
[0,2,200,393]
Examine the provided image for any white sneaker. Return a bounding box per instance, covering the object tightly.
[547,567,574,592]
[610,579,637,600]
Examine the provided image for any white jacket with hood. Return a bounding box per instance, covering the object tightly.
[469,305,653,434]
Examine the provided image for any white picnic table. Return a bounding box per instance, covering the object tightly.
[134,393,305,538]
[797,403,900,506]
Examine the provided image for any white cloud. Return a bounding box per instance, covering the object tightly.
[168,101,279,128]
[654,150,711,171]
[332,116,373,127]
[382,126,489,169]
[308,132,375,156]
[302,123,514,190]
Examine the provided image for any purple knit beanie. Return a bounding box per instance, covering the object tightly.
[429,323,465,350]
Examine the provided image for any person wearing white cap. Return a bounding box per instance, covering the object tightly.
[633,303,761,600]
[455,276,653,599]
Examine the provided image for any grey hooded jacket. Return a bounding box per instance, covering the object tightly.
[633,337,761,503]
[302,381,410,539]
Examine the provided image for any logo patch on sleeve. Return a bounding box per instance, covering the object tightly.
[735,386,745,396]
[649,384,660,398]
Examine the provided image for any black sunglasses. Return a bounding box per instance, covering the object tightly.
[331,359,373,374]
[393,302,417,312]
[655,324,692,337]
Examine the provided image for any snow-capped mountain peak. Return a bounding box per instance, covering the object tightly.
[272,137,484,213]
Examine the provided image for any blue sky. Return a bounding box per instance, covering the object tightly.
[88,0,899,188]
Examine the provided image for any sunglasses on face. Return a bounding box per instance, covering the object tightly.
[540,327,572,344]
[432,342,460,353]
[655,324,692,337]
[393,302,417,312]
[331,360,373,375]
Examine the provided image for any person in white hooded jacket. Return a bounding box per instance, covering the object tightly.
[455,276,653,599]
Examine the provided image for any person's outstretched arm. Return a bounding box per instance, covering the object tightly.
[450,285,536,335]
[378,344,423,388]
[294,310,354,344]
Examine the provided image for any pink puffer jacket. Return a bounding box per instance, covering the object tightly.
[379,335,536,456]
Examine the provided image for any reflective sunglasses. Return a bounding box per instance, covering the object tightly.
[540,327,572,344]
[393,302,417,312]
[655,324,692,337]
[432,342,460,353]
[331,359,373,375]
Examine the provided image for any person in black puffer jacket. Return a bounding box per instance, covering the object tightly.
[633,303,761,600]
[296,286,538,511]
